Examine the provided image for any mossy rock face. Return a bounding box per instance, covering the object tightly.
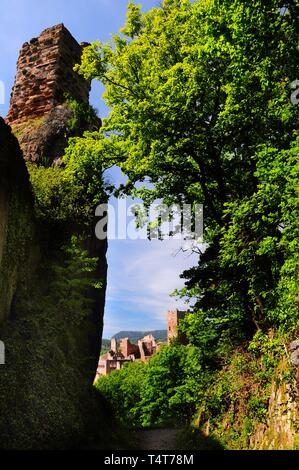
[249,359,298,450]
[11,101,101,167]
[0,118,37,324]
[0,266,109,449]
[0,118,111,449]
[193,349,298,450]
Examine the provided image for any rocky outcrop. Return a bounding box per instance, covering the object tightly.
[249,358,298,450]
[0,25,109,449]
[13,103,99,166]
[195,347,299,450]
[6,24,100,166]
[6,24,90,126]
[290,341,299,367]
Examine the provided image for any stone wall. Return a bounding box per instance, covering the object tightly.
[120,337,140,358]
[167,309,187,344]
[6,24,90,126]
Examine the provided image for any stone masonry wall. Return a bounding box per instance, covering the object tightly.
[6,24,90,126]
[249,358,298,450]
[120,338,140,358]
[167,309,187,344]
[5,24,98,166]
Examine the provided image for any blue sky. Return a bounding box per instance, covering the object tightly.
[0,0,199,338]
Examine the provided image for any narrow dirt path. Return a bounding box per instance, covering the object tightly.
[135,428,179,450]
[134,427,224,450]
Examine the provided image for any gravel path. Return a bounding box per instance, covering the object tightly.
[136,428,179,450]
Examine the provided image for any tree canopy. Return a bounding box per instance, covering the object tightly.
[69,0,299,339]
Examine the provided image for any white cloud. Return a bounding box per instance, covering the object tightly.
[103,237,199,337]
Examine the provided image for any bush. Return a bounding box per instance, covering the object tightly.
[95,344,211,428]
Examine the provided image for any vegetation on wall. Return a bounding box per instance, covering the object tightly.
[27,119,108,230]
[0,234,109,449]
[64,94,99,134]
[0,101,109,448]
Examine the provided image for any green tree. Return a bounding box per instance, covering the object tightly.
[95,344,210,428]
[95,361,148,427]
[72,0,299,337]
[71,0,299,444]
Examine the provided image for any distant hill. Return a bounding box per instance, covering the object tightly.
[100,331,168,355]
[101,339,111,351]
[115,330,167,343]
[103,330,168,345]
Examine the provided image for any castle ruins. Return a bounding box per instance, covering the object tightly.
[95,309,187,380]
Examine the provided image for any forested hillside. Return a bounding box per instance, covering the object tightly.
[113,330,167,342]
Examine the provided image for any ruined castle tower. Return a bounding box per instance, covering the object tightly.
[5,24,98,165]
[167,309,187,345]
[6,24,90,125]
[110,337,117,352]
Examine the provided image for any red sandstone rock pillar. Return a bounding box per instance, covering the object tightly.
[6,24,90,127]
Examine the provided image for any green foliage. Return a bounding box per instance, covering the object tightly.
[71,0,299,448]
[95,335,290,448]
[27,163,81,224]
[248,330,285,381]
[193,349,271,449]
[139,345,191,426]
[48,236,102,325]
[27,143,107,228]
[65,95,99,133]
[120,2,144,38]
[96,361,148,427]
[96,344,211,428]
[247,397,268,423]
[219,138,299,331]
[73,0,299,341]
[63,132,109,209]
